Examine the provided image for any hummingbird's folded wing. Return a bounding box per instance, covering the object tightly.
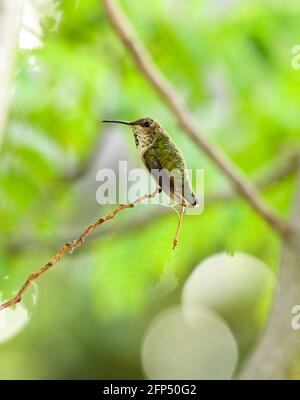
[142,152,198,207]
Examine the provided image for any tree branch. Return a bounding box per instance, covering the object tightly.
[239,166,300,379]
[0,189,159,311]
[101,0,291,238]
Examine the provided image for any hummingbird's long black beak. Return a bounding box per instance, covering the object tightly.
[102,119,133,126]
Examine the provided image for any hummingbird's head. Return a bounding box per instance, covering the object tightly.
[102,117,162,150]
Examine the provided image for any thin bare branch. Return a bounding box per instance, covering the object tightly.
[1,148,297,311]
[0,188,159,311]
[101,0,291,238]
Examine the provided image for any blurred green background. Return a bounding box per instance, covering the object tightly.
[0,0,300,379]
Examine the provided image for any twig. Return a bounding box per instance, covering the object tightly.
[101,0,291,238]
[0,188,159,311]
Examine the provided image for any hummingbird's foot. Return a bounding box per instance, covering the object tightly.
[172,205,185,250]
[173,238,178,250]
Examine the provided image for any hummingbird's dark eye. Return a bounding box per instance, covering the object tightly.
[144,120,151,128]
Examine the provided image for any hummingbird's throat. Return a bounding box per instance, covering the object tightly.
[132,125,156,150]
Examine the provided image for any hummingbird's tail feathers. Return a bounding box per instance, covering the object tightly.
[182,180,199,208]
[183,193,199,208]
[187,193,199,208]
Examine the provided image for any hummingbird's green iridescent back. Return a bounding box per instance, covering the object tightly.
[143,130,184,172]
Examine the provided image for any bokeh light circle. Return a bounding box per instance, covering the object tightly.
[142,306,238,380]
[182,252,276,354]
[0,302,30,344]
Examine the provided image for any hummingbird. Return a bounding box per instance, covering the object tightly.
[102,117,198,248]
